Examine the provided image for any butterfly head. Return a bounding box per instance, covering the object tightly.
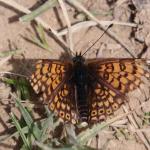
[72,52,85,64]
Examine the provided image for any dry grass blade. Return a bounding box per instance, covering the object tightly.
[0,56,11,68]
[58,0,74,52]
[58,20,137,36]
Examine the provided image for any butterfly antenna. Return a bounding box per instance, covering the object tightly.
[82,24,113,56]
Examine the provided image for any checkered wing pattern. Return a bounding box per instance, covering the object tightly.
[30,58,149,125]
[87,58,150,123]
[30,60,78,124]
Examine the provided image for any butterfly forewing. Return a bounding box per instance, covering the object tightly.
[30,60,78,124]
[30,60,66,95]
[87,59,150,93]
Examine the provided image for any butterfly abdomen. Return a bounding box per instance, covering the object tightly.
[73,56,89,122]
[76,82,88,122]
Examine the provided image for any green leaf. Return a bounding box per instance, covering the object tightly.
[20,0,58,22]
[30,24,52,52]
[11,94,42,140]
[0,49,20,58]
[10,113,31,150]
[0,126,29,143]
[3,78,30,100]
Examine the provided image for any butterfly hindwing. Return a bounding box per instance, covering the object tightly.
[48,83,78,124]
[88,81,124,123]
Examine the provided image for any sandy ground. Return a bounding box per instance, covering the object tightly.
[0,0,150,149]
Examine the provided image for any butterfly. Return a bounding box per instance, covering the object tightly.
[30,53,150,125]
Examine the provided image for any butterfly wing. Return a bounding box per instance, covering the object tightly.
[48,82,78,124]
[87,58,150,123]
[30,60,78,124]
[88,81,124,123]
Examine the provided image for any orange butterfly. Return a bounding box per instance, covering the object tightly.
[30,54,150,125]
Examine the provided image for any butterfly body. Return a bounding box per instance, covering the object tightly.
[71,55,89,122]
[30,55,150,125]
